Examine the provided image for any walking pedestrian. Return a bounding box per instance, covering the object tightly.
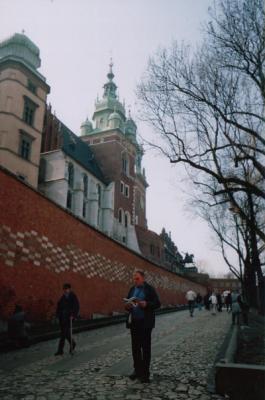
[204,292,211,311]
[231,289,241,325]
[216,292,222,312]
[196,293,203,311]
[225,291,232,312]
[54,283,79,356]
[209,292,217,315]
[186,289,196,317]
[125,270,161,383]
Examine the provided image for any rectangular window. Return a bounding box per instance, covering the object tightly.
[19,132,33,161]
[23,96,38,127]
[67,190,72,210]
[125,185,129,198]
[120,181,124,194]
[82,201,86,218]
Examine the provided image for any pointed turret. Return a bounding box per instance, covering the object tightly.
[92,61,126,130]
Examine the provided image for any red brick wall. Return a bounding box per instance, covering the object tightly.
[0,167,206,322]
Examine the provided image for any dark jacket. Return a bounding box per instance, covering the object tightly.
[126,282,161,330]
[8,311,29,339]
[56,292,79,322]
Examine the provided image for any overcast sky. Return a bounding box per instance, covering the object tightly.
[1,0,233,276]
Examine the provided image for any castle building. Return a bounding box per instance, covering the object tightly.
[0,32,201,273]
[79,61,148,251]
[0,33,50,188]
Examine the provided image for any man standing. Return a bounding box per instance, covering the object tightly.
[55,283,79,356]
[125,270,161,383]
[186,289,196,317]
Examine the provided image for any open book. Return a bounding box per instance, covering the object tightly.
[123,297,140,306]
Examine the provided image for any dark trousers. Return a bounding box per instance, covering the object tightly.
[130,320,152,378]
[58,319,75,352]
[188,300,195,315]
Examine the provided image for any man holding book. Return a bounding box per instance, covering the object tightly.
[124,270,161,383]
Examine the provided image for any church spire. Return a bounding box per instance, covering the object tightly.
[103,59,117,99]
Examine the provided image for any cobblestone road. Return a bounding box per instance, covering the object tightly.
[0,309,231,400]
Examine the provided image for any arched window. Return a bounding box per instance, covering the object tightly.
[68,163,74,188]
[83,175,88,198]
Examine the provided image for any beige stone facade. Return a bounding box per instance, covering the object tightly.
[0,34,50,187]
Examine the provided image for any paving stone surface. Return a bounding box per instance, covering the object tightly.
[0,309,231,399]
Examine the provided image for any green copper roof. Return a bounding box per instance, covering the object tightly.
[60,123,107,184]
[0,33,41,70]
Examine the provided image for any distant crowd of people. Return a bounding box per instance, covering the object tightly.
[185,288,249,325]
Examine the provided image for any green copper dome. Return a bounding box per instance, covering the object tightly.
[0,32,41,70]
[80,118,93,135]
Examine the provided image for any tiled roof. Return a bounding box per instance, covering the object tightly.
[60,123,107,184]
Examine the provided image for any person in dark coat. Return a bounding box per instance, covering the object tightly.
[8,304,30,347]
[125,270,161,383]
[216,292,223,312]
[225,292,232,312]
[204,292,211,311]
[55,283,79,356]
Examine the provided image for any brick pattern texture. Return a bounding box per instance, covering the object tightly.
[0,168,206,321]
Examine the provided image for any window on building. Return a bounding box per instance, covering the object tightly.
[97,184,102,227]
[19,132,33,161]
[68,163,74,188]
[150,244,155,255]
[23,96,38,127]
[120,181,124,194]
[122,154,129,175]
[125,212,130,228]
[83,175,88,198]
[97,184,102,207]
[28,80,37,94]
[82,201,86,218]
[118,208,123,224]
[125,185,129,198]
[67,190,72,210]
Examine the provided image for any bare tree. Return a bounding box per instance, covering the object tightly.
[138,0,265,312]
[138,0,265,242]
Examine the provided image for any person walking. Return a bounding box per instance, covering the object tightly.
[225,292,232,312]
[196,293,203,311]
[216,292,223,312]
[231,289,241,325]
[204,292,211,311]
[186,289,197,317]
[209,292,218,315]
[55,283,79,356]
[124,270,161,383]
